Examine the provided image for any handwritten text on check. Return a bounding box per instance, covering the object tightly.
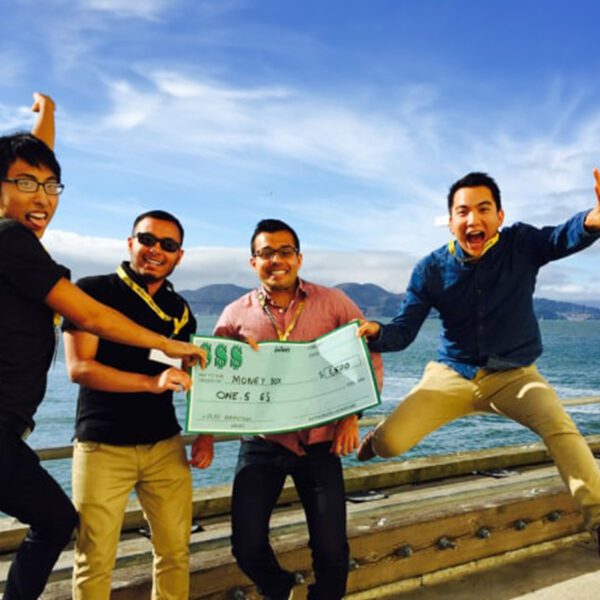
[186,321,380,434]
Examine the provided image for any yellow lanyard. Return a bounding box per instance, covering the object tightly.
[257,288,305,341]
[116,265,189,336]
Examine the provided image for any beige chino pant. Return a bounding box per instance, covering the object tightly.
[372,362,600,530]
[72,434,192,600]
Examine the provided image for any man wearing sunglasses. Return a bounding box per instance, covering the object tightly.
[63,210,204,600]
[191,219,383,600]
[0,97,205,600]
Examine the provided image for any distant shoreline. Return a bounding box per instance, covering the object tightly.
[181,282,600,320]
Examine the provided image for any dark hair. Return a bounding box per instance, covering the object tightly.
[447,172,501,213]
[250,219,300,254]
[0,132,61,184]
[132,210,184,242]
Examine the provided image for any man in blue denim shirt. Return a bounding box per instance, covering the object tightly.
[357,170,600,548]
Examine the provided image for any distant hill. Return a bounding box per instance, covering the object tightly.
[534,298,600,321]
[334,283,405,317]
[180,282,600,320]
[181,284,251,315]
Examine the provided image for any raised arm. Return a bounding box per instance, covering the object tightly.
[46,278,206,365]
[31,92,56,150]
[584,168,600,231]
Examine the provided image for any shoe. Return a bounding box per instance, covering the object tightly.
[596,527,600,558]
[357,430,377,462]
[261,579,297,600]
[261,591,293,600]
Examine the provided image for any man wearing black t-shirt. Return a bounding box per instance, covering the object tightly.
[63,210,204,600]
[0,99,205,600]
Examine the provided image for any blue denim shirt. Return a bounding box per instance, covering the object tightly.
[370,211,600,379]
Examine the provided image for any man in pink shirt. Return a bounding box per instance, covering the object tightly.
[191,219,383,600]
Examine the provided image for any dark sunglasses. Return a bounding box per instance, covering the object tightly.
[135,232,181,253]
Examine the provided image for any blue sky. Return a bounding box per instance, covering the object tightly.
[3,0,600,301]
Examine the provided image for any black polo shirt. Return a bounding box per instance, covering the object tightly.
[63,262,196,445]
[0,218,70,432]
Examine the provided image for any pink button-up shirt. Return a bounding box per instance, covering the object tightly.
[213,279,384,455]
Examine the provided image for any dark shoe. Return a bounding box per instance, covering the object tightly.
[596,527,600,558]
[357,430,377,462]
[261,591,293,600]
[261,576,298,600]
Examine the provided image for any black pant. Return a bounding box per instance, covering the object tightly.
[231,439,349,600]
[0,428,77,600]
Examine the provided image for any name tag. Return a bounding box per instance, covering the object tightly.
[149,349,182,369]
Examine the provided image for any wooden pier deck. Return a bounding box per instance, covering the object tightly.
[0,403,599,598]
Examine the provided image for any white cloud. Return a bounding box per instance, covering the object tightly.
[0,104,34,134]
[90,71,434,188]
[43,228,600,306]
[77,0,174,20]
[44,231,125,277]
[38,67,600,266]
[67,70,599,223]
[0,48,28,86]
[43,230,417,293]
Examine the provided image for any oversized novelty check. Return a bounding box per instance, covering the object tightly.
[186,321,380,434]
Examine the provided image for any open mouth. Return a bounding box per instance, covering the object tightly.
[466,231,485,244]
[26,211,48,230]
[144,256,165,267]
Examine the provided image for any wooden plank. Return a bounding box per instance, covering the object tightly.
[346,490,581,593]
[32,401,600,462]
[36,469,590,599]
[2,438,599,556]
[344,533,593,600]
[4,445,598,598]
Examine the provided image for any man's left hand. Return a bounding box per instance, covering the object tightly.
[584,168,600,230]
[331,414,359,456]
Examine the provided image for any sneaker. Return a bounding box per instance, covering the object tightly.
[357,430,377,462]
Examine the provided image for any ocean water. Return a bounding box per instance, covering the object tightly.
[31,318,600,494]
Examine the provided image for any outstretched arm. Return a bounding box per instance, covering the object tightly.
[584,169,600,231]
[64,329,192,393]
[31,92,56,149]
[46,278,206,365]
[356,320,381,340]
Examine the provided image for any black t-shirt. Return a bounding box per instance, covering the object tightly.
[0,218,70,430]
[62,262,197,444]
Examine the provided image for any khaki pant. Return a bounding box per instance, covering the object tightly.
[373,362,600,530]
[72,434,192,600]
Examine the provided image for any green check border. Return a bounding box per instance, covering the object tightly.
[185,320,381,435]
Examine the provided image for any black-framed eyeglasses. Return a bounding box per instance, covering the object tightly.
[2,178,65,195]
[135,232,181,253]
[253,245,298,260]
